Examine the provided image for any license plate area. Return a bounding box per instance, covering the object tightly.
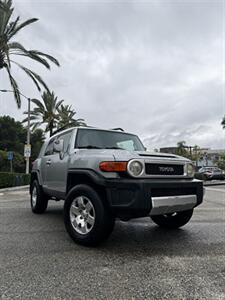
[150,194,197,216]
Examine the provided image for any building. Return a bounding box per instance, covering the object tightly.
[198,149,225,167]
[160,147,225,168]
[160,147,179,155]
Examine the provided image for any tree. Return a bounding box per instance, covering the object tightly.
[23,91,64,137]
[30,128,45,162]
[0,0,60,107]
[176,141,189,157]
[0,115,26,153]
[0,115,45,172]
[0,149,25,172]
[0,115,45,154]
[55,104,86,133]
[217,154,225,170]
[191,145,201,167]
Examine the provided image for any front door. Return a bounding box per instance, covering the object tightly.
[42,130,73,196]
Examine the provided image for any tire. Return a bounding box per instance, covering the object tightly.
[30,180,48,214]
[150,209,194,229]
[64,184,115,246]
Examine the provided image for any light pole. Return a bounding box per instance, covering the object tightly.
[0,89,31,174]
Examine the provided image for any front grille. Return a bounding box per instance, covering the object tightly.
[145,163,184,176]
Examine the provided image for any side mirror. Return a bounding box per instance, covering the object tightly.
[53,139,64,153]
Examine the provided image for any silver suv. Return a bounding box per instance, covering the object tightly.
[30,127,204,246]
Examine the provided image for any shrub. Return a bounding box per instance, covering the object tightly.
[0,172,30,188]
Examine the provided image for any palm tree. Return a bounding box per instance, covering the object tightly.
[23,91,63,137]
[0,0,60,108]
[56,104,86,133]
[176,141,188,157]
[192,145,201,167]
[221,116,225,129]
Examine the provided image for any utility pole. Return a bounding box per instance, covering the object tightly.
[25,98,31,174]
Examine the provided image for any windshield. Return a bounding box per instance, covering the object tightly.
[75,129,145,151]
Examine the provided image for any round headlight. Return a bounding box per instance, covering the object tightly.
[187,163,195,177]
[127,160,144,177]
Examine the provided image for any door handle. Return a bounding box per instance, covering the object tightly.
[46,159,51,165]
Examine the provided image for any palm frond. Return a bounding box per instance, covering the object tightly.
[5,16,19,36]
[10,49,51,70]
[29,122,42,131]
[28,50,60,67]
[12,61,50,92]
[0,1,60,108]
[4,63,21,107]
[8,41,26,51]
[25,50,51,69]
[22,115,39,123]
[8,18,38,39]
[5,47,11,68]
[31,98,46,112]
[221,117,225,129]
[55,99,64,110]
[0,0,14,36]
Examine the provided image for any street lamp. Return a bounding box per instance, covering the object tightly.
[0,89,31,174]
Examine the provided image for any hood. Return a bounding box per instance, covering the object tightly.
[76,149,189,162]
[112,150,189,162]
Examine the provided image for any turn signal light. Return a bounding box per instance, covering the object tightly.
[99,161,127,172]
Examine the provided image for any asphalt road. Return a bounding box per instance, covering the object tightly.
[0,186,224,300]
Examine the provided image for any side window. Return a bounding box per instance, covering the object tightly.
[44,138,55,156]
[54,131,72,154]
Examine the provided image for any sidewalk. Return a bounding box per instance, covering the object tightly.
[204,181,225,187]
[0,185,29,192]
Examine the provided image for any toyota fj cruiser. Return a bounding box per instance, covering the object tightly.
[30,127,204,246]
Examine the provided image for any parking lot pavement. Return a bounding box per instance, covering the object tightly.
[0,188,224,300]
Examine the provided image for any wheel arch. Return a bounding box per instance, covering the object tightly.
[30,171,42,193]
[66,170,110,207]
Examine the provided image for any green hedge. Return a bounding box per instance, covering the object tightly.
[0,172,30,188]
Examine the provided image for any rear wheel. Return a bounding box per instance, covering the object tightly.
[150,209,194,229]
[64,184,115,246]
[30,180,48,214]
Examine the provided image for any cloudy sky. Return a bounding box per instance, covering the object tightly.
[0,0,224,150]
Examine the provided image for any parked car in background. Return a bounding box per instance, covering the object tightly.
[198,167,225,180]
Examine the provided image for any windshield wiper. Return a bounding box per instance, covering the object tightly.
[105,147,125,150]
[78,145,102,149]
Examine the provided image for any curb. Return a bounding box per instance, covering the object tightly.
[0,185,29,192]
[204,182,225,187]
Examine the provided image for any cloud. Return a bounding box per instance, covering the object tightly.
[0,0,224,149]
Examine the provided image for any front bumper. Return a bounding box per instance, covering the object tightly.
[103,178,204,218]
[150,194,197,215]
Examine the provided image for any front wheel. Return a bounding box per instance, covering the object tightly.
[150,209,194,229]
[64,185,115,246]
